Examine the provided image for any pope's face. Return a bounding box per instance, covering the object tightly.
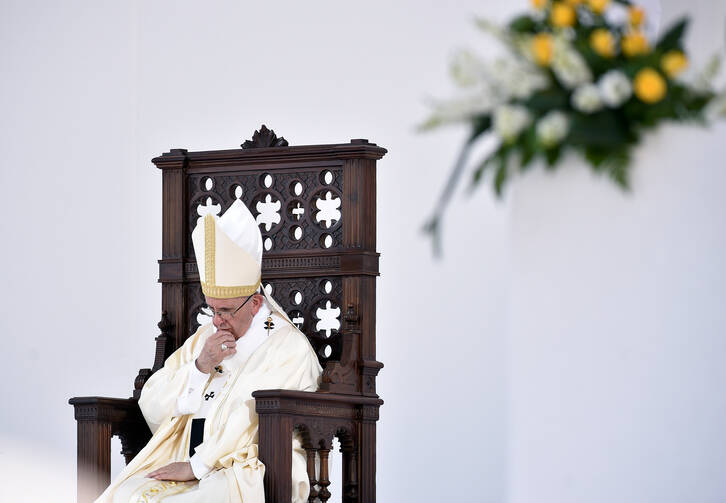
[205,294,264,340]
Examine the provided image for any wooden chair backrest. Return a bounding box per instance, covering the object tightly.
[150,127,386,396]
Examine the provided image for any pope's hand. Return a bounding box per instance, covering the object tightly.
[147,462,196,481]
[196,330,236,374]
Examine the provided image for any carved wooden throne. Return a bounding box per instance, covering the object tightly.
[69,126,387,503]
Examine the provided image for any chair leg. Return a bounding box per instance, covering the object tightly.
[342,447,358,503]
[358,421,377,503]
[76,420,112,503]
[305,448,319,502]
[318,448,331,502]
[258,414,293,503]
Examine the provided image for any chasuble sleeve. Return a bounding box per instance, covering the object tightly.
[138,324,211,433]
[193,326,322,470]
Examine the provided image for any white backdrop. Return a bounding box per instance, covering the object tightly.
[1,1,724,502]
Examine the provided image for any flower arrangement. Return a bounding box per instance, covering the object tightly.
[421,0,725,252]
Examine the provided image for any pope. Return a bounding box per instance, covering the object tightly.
[95,199,322,503]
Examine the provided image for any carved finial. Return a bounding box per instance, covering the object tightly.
[133,311,175,399]
[241,125,289,149]
[152,311,174,373]
[157,311,172,333]
[133,368,152,398]
[344,303,360,325]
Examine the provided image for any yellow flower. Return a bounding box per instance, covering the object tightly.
[590,28,615,58]
[621,30,650,57]
[532,33,554,66]
[564,0,584,5]
[633,68,667,103]
[586,0,610,14]
[628,6,645,26]
[550,2,577,27]
[531,0,548,8]
[661,50,689,77]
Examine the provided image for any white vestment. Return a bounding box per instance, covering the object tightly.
[95,306,322,503]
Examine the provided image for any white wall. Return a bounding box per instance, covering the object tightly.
[1,1,724,502]
[506,2,726,502]
[508,123,726,503]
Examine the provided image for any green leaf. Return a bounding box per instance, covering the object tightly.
[608,150,631,189]
[583,146,631,189]
[656,18,689,52]
[569,111,631,148]
[508,15,536,33]
[469,115,492,141]
[472,153,495,187]
[544,147,561,168]
[584,147,609,170]
[520,148,535,169]
[421,216,443,258]
[523,89,569,113]
[493,153,509,197]
[519,126,539,170]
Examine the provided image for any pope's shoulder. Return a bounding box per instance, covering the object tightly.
[268,315,316,354]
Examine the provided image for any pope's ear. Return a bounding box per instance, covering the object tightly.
[251,293,264,314]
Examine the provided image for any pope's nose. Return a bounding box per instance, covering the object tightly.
[212,314,227,329]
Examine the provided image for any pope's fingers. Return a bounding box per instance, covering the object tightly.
[216,333,236,343]
[207,332,226,343]
[208,332,235,345]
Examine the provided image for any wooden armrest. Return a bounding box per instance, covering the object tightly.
[69,396,151,503]
[253,390,383,503]
[253,389,383,417]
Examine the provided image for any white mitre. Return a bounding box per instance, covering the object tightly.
[192,199,263,298]
[191,199,293,323]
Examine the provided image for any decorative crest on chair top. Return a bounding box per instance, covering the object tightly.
[241,125,289,149]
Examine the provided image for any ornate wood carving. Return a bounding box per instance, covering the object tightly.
[133,369,151,401]
[255,390,381,502]
[152,311,174,372]
[117,425,151,465]
[133,311,173,399]
[320,303,360,393]
[318,448,331,502]
[305,448,318,503]
[241,125,288,149]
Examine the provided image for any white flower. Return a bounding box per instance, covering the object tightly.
[598,70,632,107]
[450,49,488,88]
[490,58,549,100]
[682,54,721,93]
[561,27,576,42]
[494,104,531,142]
[419,92,497,130]
[572,84,603,113]
[551,38,592,89]
[705,92,726,122]
[536,111,569,147]
[603,2,628,26]
[420,55,548,131]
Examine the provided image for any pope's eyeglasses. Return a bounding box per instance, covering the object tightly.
[201,294,255,320]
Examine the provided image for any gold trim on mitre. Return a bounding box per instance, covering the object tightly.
[204,214,216,286]
[192,211,262,300]
[201,278,262,298]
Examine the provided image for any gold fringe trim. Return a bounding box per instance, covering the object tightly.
[201,278,261,299]
[130,479,196,503]
[204,214,215,286]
